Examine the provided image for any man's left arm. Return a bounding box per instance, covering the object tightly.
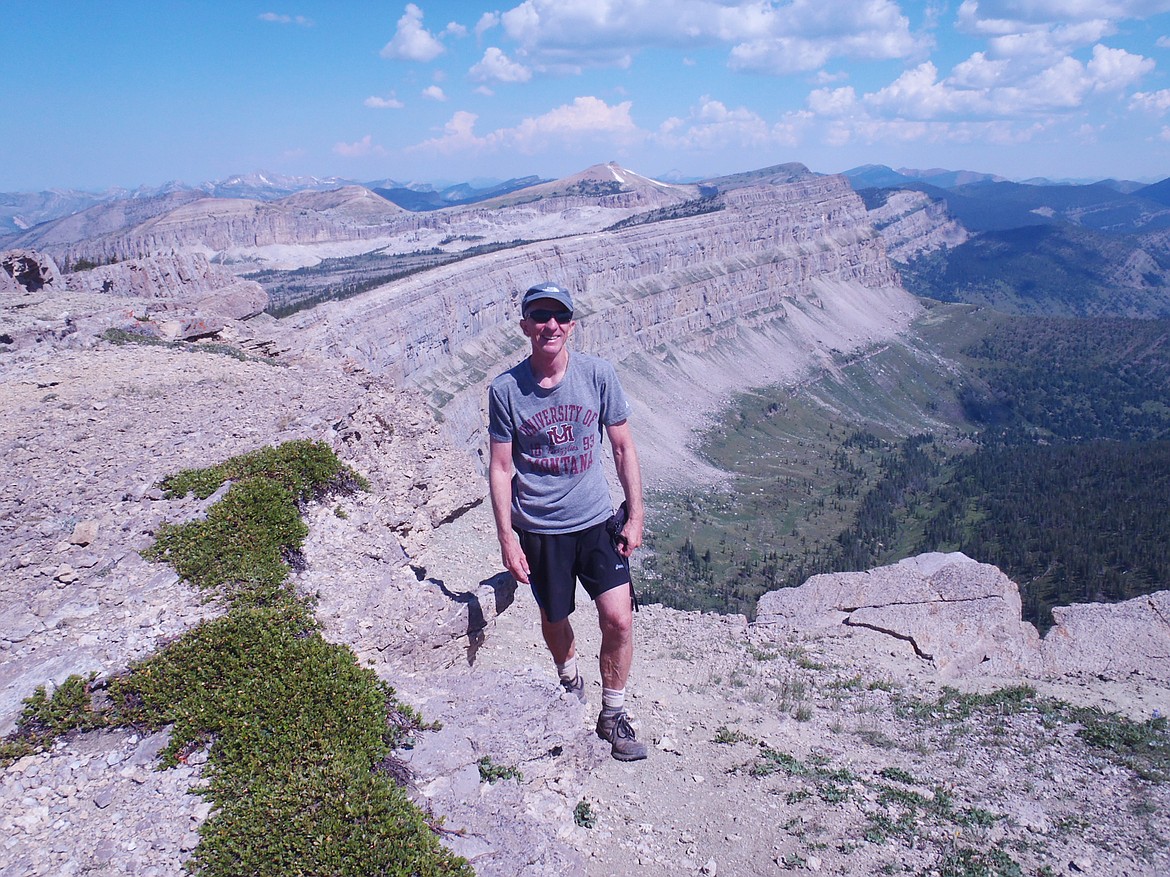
[605,420,644,558]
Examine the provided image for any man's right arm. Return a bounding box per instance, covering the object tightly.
[488,438,530,584]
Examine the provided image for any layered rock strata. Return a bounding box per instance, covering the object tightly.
[865,189,969,262]
[286,172,914,458]
[14,164,701,271]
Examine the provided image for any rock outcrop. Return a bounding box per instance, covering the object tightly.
[755,552,1043,678]
[1,249,62,293]
[0,249,270,347]
[865,189,969,262]
[1042,591,1170,681]
[755,552,1170,684]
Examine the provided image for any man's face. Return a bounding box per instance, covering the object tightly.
[521,297,576,355]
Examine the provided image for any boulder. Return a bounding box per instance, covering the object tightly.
[1,249,62,293]
[1041,591,1170,681]
[755,552,1043,678]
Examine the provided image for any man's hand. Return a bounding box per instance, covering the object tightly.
[617,518,642,558]
[500,533,531,584]
[606,420,644,561]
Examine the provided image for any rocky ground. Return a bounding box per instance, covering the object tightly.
[1,335,1168,877]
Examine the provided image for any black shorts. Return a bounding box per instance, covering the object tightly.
[517,521,630,624]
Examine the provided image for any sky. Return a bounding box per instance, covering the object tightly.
[4,0,1170,192]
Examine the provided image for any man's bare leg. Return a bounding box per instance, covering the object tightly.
[594,583,646,760]
[540,610,576,665]
[595,585,633,691]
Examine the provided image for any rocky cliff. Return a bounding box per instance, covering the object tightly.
[284,169,914,466]
[864,188,969,262]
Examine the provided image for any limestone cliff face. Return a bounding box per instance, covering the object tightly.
[865,189,969,262]
[285,172,914,450]
[51,193,407,265]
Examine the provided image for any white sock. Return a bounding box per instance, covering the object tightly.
[602,687,625,713]
[556,655,579,683]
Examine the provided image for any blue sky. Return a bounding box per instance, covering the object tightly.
[4,1,1170,191]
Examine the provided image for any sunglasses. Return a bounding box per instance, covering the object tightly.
[525,309,573,324]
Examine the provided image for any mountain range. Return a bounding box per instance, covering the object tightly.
[0,171,550,237]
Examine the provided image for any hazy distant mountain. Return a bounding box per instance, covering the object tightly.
[843,164,1008,189]
[1093,179,1149,195]
[897,222,1170,317]
[372,175,547,211]
[700,162,814,191]
[899,179,1170,234]
[470,162,699,210]
[0,189,122,236]
[0,171,553,241]
[203,171,358,201]
[1136,177,1170,207]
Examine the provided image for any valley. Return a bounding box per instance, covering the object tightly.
[643,302,1170,631]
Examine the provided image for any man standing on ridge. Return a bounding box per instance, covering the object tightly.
[487,281,648,762]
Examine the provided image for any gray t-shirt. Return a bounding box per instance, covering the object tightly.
[488,352,631,534]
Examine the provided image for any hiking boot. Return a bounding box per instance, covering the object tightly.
[596,710,648,761]
[560,674,587,704]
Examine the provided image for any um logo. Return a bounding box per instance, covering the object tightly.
[548,424,575,445]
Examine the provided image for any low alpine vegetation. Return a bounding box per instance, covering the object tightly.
[2,440,469,877]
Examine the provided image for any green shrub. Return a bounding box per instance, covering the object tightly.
[0,673,108,763]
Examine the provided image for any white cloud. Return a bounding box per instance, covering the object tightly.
[808,86,859,116]
[865,62,972,117]
[408,96,645,156]
[959,1,1170,32]
[510,96,643,150]
[411,111,493,155]
[470,47,533,83]
[858,43,1154,120]
[1158,35,1170,48]
[258,12,313,26]
[476,12,500,39]
[497,0,924,74]
[655,96,809,149]
[444,22,469,38]
[1130,89,1170,113]
[948,52,1009,88]
[381,4,445,62]
[364,94,405,109]
[333,135,385,157]
[1086,44,1155,91]
[422,85,448,101]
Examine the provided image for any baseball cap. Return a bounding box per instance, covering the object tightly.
[522,281,573,316]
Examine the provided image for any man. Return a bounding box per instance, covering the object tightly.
[487,281,647,762]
